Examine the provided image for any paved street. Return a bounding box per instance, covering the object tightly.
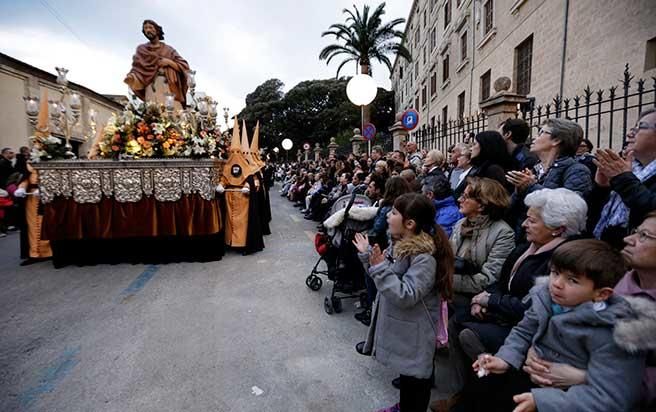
[0,188,397,412]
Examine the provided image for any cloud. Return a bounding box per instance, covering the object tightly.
[0,26,127,94]
[1,0,412,116]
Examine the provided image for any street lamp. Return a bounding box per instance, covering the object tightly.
[346,74,377,154]
[281,138,293,163]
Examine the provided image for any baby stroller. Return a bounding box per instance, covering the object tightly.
[305,191,377,314]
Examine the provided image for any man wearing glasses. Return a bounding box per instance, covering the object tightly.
[593,108,656,249]
[615,211,656,409]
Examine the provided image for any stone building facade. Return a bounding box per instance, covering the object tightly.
[391,0,656,146]
[0,53,124,156]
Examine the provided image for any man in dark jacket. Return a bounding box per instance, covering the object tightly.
[591,108,656,249]
[0,148,16,189]
[500,118,538,172]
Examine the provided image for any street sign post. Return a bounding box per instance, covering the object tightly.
[363,123,376,141]
[401,109,419,131]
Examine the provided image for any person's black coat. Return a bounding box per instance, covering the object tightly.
[484,242,557,324]
[244,174,265,254]
[510,144,538,172]
[588,171,656,249]
[422,167,450,194]
[453,160,510,199]
[0,157,14,189]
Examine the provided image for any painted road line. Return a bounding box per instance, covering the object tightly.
[121,265,159,298]
[19,346,81,409]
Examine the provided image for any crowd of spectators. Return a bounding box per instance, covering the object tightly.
[278,112,655,412]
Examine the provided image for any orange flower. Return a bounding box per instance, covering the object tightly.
[143,141,152,149]
[137,137,145,144]
[162,141,170,149]
[136,121,149,135]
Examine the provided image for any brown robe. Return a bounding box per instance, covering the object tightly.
[126,42,190,106]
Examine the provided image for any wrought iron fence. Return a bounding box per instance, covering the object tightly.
[412,64,656,153]
[413,112,488,154]
[521,64,656,151]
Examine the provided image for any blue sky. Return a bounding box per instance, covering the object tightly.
[0,0,412,114]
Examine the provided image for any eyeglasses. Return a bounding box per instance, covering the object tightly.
[630,227,656,242]
[459,192,477,201]
[629,122,656,133]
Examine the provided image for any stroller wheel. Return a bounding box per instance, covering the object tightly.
[331,296,343,313]
[324,297,334,315]
[310,277,322,291]
[305,274,315,288]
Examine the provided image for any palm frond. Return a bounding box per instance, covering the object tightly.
[335,57,358,78]
[319,2,407,76]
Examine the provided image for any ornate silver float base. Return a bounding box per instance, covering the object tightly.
[34,159,224,204]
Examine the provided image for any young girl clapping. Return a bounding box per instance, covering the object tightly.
[354,193,454,412]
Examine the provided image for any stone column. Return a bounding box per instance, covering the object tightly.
[389,111,409,151]
[314,143,322,161]
[327,137,338,158]
[304,146,310,162]
[350,128,365,156]
[479,76,529,131]
[296,149,302,163]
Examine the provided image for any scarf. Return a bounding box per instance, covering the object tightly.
[594,159,656,238]
[459,214,490,238]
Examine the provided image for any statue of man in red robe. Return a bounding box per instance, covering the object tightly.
[124,20,191,108]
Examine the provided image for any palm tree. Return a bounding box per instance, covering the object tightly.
[319,2,412,78]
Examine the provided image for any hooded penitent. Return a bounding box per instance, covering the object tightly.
[221,117,252,247]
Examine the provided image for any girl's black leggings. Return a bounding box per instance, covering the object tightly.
[400,374,432,412]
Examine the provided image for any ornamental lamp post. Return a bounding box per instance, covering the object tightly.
[223,107,230,128]
[23,67,82,158]
[346,74,377,155]
[23,96,39,128]
[281,138,293,163]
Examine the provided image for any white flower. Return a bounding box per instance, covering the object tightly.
[152,123,165,135]
[104,121,117,135]
[45,135,62,144]
[192,146,206,155]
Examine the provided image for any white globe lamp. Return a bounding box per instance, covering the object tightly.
[346,74,378,156]
[346,74,378,106]
[281,138,293,151]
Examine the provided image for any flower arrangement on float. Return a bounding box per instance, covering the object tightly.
[97,102,225,160]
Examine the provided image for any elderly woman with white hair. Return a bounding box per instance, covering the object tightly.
[455,187,588,359]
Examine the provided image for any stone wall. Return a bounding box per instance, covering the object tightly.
[391,0,656,147]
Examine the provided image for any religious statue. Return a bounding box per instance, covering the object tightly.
[124,19,191,109]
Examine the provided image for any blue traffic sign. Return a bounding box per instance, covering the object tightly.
[363,123,376,141]
[401,109,419,131]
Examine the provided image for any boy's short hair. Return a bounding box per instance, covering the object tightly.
[550,239,626,289]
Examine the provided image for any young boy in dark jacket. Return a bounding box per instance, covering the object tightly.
[474,239,646,412]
